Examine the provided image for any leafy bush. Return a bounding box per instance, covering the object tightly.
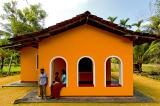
[149,71,160,75]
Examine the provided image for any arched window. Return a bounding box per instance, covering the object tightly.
[50,56,67,87]
[105,56,123,87]
[78,57,95,87]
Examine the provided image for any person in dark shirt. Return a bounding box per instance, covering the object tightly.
[51,70,66,99]
[55,72,60,82]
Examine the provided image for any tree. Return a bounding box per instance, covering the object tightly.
[142,41,160,63]
[0,0,47,37]
[138,0,160,64]
[0,49,6,72]
[143,16,160,34]
[0,38,10,73]
[119,18,131,29]
[0,1,47,75]
[133,43,150,72]
[107,16,117,23]
[7,50,18,75]
[132,20,143,32]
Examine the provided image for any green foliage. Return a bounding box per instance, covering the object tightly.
[132,20,143,32]
[119,18,131,29]
[154,0,160,17]
[110,58,120,64]
[0,1,47,36]
[110,58,120,72]
[133,0,160,64]
[111,63,119,72]
[0,0,47,74]
[2,65,20,73]
[133,43,150,64]
[143,16,160,34]
[107,16,117,23]
[0,65,20,77]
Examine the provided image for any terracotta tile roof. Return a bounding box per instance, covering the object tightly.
[1,11,160,49]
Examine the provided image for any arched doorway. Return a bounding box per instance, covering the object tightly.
[105,56,123,87]
[77,56,95,87]
[50,56,67,87]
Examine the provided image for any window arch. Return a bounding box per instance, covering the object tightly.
[104,56,123,87]
[50,56,68,87]
[77,56,95,87]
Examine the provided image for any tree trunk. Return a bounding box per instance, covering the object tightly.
[0,57,4,73]
[137,57,143,73]
[8,56,13,75]
[137,63,142,73]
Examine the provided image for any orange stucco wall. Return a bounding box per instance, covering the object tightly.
[20,47,38,82]
[37,24,133,96]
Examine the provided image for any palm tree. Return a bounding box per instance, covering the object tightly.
[132,20,143,32]
[107,16,117,23]
[133,43,150,72]
[7,50,18,75]
[140,15,160,63]
[0,38,9,73]
[143,41,160,63]
[119,18,131,29]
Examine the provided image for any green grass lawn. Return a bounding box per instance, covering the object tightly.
[140,64,160,80]
[142,64,160,72]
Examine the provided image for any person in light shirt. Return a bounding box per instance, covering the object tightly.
[61,69,66,86]
[39,68,48,100]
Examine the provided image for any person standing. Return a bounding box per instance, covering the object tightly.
[61,69,66,86]
[39,68,48,100]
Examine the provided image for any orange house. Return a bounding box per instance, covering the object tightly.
[2,11,159,97]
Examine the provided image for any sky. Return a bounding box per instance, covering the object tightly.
[0,0,153,28]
